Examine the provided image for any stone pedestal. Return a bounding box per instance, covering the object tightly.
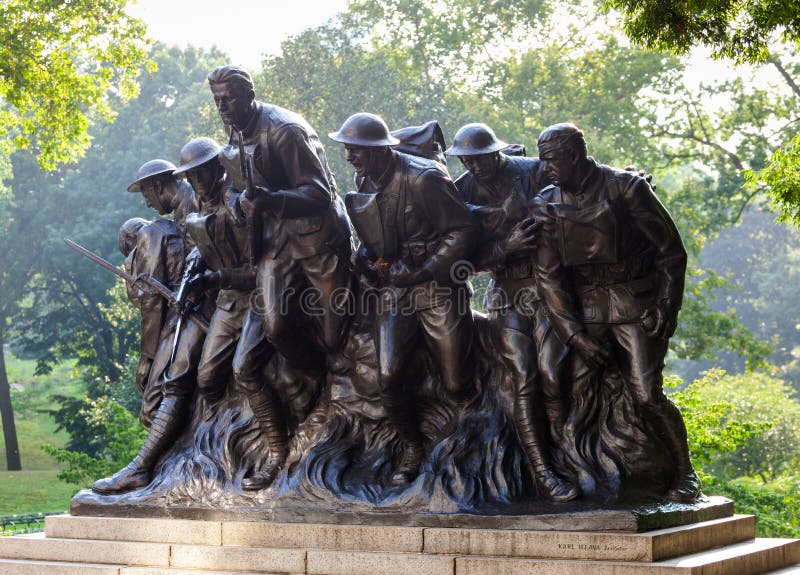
[69,493,734,532]
[0,510,798,574]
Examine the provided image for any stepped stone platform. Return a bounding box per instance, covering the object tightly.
[0,511,798,574]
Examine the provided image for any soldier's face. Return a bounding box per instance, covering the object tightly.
[185,162,221,203]
[211,83,253,129]
[140,178,172,215]
[541,148,577,187]
[345,145,383,179]
[459,153,500,183]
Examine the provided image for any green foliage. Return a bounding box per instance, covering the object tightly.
[693,208,800,387]
[7,44,227,380]
[673,270,772,368]
[43,397,146,488]
[608,0,800,237]
[711,477,800,537]
[687,371,800,481]
[45,282,142,456]
[670,369,800,536]
[667,370,769,480]
[0,0,152,169]
[605,0,800,63]
[757,135,800,226]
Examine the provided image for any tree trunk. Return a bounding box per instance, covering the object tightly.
[0,325,22,470]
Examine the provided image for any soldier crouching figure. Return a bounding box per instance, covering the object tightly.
[531,123,701,502]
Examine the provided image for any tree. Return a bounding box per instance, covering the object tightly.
[0,0,150,472]
[607,0,800,232]
[0,0,151,170]
[605,0,800,63]
[1,40,226,471]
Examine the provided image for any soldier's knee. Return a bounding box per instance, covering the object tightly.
[262,312,290,344]
[196,367,222,401]
[232,362,263,394]
[630,378,665,411]
[441,368,472,399]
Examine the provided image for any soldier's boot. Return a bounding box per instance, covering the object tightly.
[657,408,701,502]
[92,397,185,495]
[516,399,579,503]
[387,405,424,488]
[391,439,424,488]
[242,389,287,491]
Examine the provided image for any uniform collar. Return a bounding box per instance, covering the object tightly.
[374,149,398,189]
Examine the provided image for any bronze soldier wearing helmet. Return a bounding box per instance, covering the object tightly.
[93,155,202,495]
[122,159,198,407]
[175,137,288,491]
[447,122,579,502]
[330,112,478,487]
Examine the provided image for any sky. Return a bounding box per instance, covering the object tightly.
[127,0,351,70]
[125,0,786,117]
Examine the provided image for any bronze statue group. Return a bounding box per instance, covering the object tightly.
[88,65,701,509]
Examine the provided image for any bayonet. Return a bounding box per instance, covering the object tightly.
[64,239,208,333]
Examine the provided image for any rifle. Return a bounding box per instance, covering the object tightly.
[64,239,209,335]
[237,129,262,266]
[168,255,203,364]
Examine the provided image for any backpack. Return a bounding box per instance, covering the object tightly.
[390,121,448,166]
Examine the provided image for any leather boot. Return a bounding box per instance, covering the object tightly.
[92,396,185,495]
[242,388,287,491]
[515,397,579,502]
[385,395,424,487]
[653,403,702,502]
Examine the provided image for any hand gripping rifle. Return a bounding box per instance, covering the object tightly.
[64,239,209,352]
[168,254,203,364]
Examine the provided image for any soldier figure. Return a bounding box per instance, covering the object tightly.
[531,123,700,502]
[447,123,578,502]
[123,159,198,412]
[329,113,478,486]
[92,159,203,495]
[207,65,352,372]
[164,137,288,491]
[92,215,195,494]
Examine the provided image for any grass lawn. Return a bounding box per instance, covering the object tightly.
[0,354,85,514]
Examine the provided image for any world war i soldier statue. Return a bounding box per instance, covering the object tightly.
[92,215,197,494]
[447,123,578,502]
[161,136,288,491]
[92,158,204,495]
[205,66,354,490]
[123,159,198,418]
[329,113,478,487]
[207,65,352,370]
[531,123,700,502]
